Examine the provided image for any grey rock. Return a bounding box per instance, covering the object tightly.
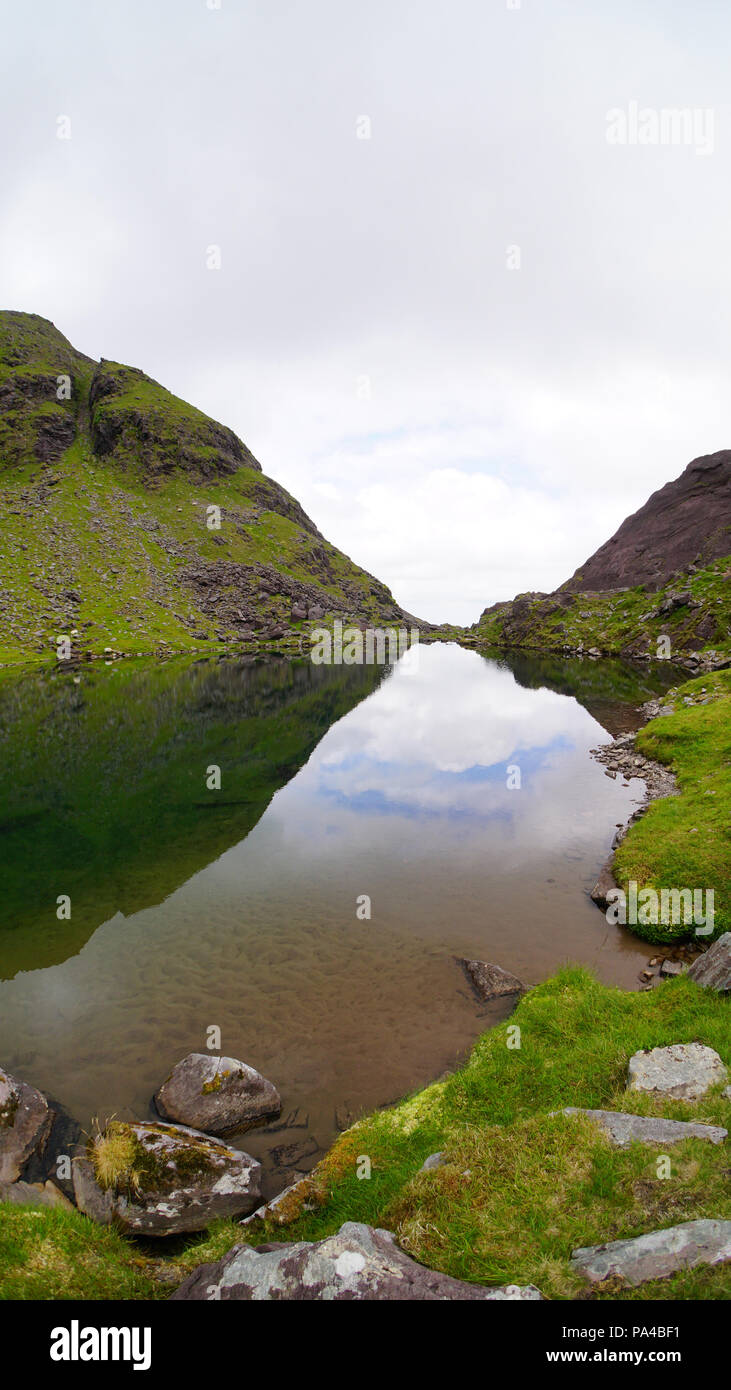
[171,1221,544,1301]
[73,1120,262,1236]
[559,1108,726,1147]
[154,1053,281,1135]
[458,958,525,1001]
[659,959,687,977]
[0,1067,52,1182]
[590,857,618,909]
[628,1044,728,1100]
[419,1151,447,1172]
[0,1179,73,1209]
[688,933,731,992]
[571,1218,731,1287]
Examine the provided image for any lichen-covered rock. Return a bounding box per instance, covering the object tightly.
[458,958,525,1001]
[559,1108,727,1146]
[73,1120,262,1236]
[628,1044,727,1100]
[0,1067,52,1182]
[171,1221,544,1301]
[571,1219,731,1286]
[154,1053,281,1135]
[688,933,731,992]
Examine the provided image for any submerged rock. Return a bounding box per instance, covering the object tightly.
[688,933,731,992]
[73,1120,262,1236]
[571,1218,731,1287]
[628,1043,727,1100]
[458,958,525,1001]
[154,1053,281,1135]
[559,1108,727,1147]
[171,1221,544,1301]
[0,1067,52,1183]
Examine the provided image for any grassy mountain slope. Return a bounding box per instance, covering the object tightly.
[0,311,416,664]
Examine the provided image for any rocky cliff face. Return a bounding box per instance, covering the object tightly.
[562,450,731,594]
[0,311,417,659]
[472,451,731,665]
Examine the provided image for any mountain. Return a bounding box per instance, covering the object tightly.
[471,452,731,667]
[562,450,731,593]
[0,311,419,662]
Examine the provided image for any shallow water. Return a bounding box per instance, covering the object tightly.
[0,644,680,1190]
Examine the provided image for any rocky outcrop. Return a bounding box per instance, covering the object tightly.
[73,1120,262,1236]
[171,1221,543,1301]
[154,1053,281,1135]
[571,1218,731,1286]
[559,1108,727,1147]
[0,1067,52,1182]
[89,360,262,481]
[628,1044,728,1100]
[458,958,525,1001]
[688,932,731,992]
[563,450,731,593]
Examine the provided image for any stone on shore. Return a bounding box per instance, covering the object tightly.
[559,1108,726,1147]
[171,1221,544,1301]
[0,1067,52,1183]
[687,933,731,992]
[590,858,618,910]
[73,1120,262,1236]
[571,1218,731,1287]
[154,1053,281,1135]
[628,1044,727,1100]
[459,958,525,1001]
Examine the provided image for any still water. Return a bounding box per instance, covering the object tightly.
[0,643,680,1190]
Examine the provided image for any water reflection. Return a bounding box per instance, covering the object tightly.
[0,644,678,1189]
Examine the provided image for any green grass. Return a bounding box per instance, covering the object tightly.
[614,670,731,943]
[1,968,728,1300]
[266,967,731,1300]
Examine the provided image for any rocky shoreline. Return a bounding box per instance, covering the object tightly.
[2,934,730,1299]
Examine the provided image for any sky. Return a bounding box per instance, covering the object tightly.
[1,0,729,624]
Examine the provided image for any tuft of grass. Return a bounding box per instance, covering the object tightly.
[90,1121,144,1196]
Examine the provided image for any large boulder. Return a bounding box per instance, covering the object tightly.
[171,1221,543,1301]
[458,958,525,1001]
[571,1219,731,1287]
[687,933,731,992]
[628,1044,727,1100]
[0,1067,52,1183]
[72,1120,262,1236]
[154,1053,281,1135]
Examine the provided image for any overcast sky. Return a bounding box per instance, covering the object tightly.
[2,0,729,623]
